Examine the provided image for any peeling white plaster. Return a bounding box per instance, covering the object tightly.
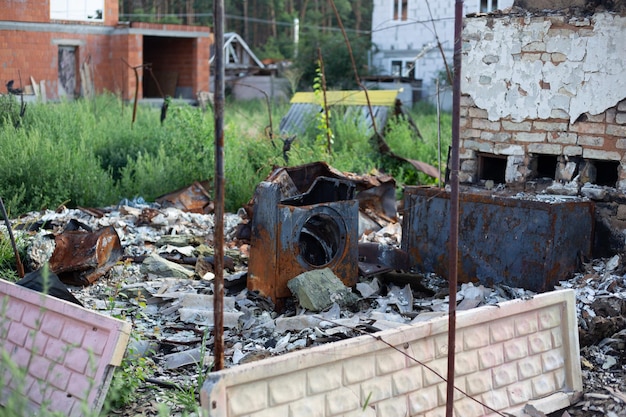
[463,13,626,123]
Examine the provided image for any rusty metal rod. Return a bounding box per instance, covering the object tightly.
[121,58,150,128]
[446,1,463,416]
[0,197,24,278]
[316,47,332,155]
[212,0,226,372]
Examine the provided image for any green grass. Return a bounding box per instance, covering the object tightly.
[0,93,450,217]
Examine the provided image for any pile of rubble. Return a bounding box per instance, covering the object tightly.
[4,195,623,416]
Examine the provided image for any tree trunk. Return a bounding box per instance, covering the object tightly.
[243,0,249,41]
[353,0,362,33]
[186,0,194,25]
[299,0,309,25]
[269,0,277,38]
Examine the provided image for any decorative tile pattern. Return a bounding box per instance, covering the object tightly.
[201,290,581,417]
[0,278,131,416]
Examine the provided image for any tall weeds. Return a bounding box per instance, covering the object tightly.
[0,94,449,217]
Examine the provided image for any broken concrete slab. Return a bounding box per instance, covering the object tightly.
[201,289,582,417]
[274,315,324,333]
[179,309,243,327]
[0,277,131,417]
[287,268,359,312]
[181,294,236,310]
[163,346,213,370]
[141,252,196,279]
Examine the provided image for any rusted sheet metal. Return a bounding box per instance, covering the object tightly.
[245,161,397,223]
[48,226,123,286]
[401,187,594,292]
[156,181,214,213]
[248,179,359,303]
[266,161,395,197]
[358,242,409,277]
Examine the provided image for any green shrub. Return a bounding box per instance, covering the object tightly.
[0,94,450,218]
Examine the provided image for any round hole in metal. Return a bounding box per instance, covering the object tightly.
[298,213,341,267]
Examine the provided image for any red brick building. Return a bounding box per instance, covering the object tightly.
[0,0,212,101]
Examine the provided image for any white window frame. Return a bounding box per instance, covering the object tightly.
[480,0,499,13]
[50,0,104,21]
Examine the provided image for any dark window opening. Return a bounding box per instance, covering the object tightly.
[58,46,77,99]
[391,60,402,77]
[593,160,619,187]
[534,154,557,180]
[480,0,498,12]
[478,154,506,184]
[412,79,423,103]
[405,61,415,79]
[393,0,408,21]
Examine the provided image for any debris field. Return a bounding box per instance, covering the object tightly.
[3,175,625,416]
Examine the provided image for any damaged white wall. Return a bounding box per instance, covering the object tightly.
[463,13,626,124]
[459,11,626,188]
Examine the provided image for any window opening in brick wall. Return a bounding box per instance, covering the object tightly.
[478,153,506,184]
[50,0,104,21]
[533,154,557,180]
[593,160,619,187]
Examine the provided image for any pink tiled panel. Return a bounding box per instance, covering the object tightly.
[0,278,131,416]
[201,290,582,417]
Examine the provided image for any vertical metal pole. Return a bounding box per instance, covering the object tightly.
[294,18,300,58]
[446,0,463,416]
[0,197,24,278]
[436,77,442,186]
[213,0,226,372]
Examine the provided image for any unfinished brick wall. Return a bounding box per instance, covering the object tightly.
[4,0,52,23]
[4,0,118,25]
[0,29,127,100]
[0,1,211,101]
[201,290,582,417]
[0,278,131,416]
[460,12,626,190]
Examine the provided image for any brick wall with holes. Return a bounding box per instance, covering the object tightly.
[201,290,582,417]
[459,12,626,190]
[0,278,130,417]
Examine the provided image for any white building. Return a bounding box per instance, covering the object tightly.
[369,0,514,109]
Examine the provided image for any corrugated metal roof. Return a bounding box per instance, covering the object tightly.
[290,90,399,106]
[280,90,399,136]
